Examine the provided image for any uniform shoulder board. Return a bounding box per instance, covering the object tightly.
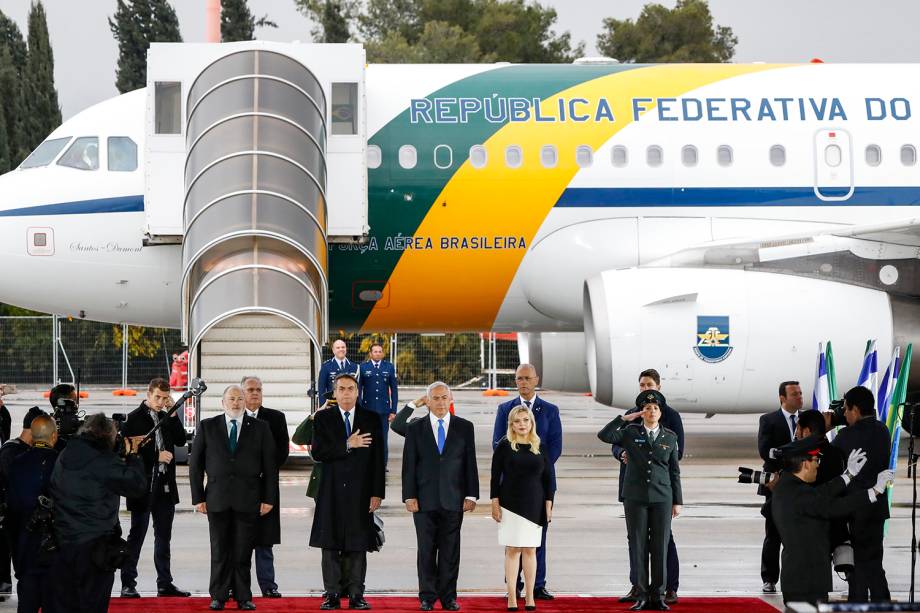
[661,426,677,437]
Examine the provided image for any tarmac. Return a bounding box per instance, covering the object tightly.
[1,387,918,610]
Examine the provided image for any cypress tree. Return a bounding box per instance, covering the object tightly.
[150,0,182,44]
[110,0,181,95]
[23,0,61,152]
[0,45,26,166]
[221,0,255,42]
[0,101,10,173]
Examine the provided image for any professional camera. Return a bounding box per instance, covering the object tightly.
[53,397,84,439]
[112,413,128,457]
[738,466,775,485]
[26,495,58,554]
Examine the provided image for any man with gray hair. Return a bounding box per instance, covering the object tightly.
[190,385,277,611]
[403,382,478,611]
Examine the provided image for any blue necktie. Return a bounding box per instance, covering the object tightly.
[229,419,238,453]
[437,419,445,454]
[344,411,352,439]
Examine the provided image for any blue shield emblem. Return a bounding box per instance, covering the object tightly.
[693,315,733,363]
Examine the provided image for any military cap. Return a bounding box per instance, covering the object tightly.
[334,371,359,385]
[635,389,666,410]
[23,406,47,428]
[776,433,823,460]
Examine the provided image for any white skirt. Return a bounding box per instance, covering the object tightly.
[498,507,543,547]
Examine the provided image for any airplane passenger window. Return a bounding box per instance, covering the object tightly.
[681,145,698,167]
[107,137,137,172]
[19,137,70,169]
[540,145,557,168]
[505,145,523,169]
[824,144,842,168]
[865,145,881,167]
[576,145,593,168]
[901,145,916,166]
[398,145,417,169]
[469,145,487,169]
[367,145,382,169]
[717,145,733,167]
[769,145,786,167]
[434,145,452,169]
[646,145,663,167]
[611,145,628,167]
[57,137,99,171]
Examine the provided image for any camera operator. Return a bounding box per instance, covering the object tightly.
[6,415,58,612]
[772,436,893,606]
[48,413,146,613]
[829,385,892,602]
[49,383,79,449]
[119,378,190,599]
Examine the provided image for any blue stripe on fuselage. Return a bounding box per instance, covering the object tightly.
[555,186,920,207]
[0,195,144,217]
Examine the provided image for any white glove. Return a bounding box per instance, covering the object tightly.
[845,448,868,477]
[873,469,895,494]
[768,448,780,460]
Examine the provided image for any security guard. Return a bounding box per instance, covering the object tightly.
[598,390,682,612]
[317,339,360,403]
[358,342,398,467]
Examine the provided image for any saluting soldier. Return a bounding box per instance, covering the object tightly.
[318,339,360,404]
[598,390,682,612]
[358,342,398,468]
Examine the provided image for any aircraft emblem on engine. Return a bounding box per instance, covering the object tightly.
[694,316,734,363]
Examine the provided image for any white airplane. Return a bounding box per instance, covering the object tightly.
[0,42,917,420]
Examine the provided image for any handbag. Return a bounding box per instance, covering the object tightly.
[90,532,130,571]
[368,512,385,552]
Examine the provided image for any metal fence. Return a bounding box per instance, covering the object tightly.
[0,317,521,389]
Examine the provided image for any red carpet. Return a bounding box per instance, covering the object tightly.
[106,596,778,612]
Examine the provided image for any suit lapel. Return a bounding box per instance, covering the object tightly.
[215,416,231,456]
[421,416,438,454]
[442,417,459,453]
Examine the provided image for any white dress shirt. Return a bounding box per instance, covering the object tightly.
[644,425,660,442]
[224,412,243,444]
[519,395,538,410]
[429,410,451,440]
[781,408,799,440]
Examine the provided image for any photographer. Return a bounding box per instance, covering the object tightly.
[6,415,58,612]
[772,437,893,606]
[48,413,146,613]
[49,383,79,449]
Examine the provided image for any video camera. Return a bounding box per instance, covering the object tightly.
[738,467,776,486]
[53,397,83,439]
[26,495,57,555]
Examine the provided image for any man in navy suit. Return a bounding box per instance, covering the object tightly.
[491,363,562,600]
[757,380,803,594]
[358,342,399,469]
[318,339,360,403]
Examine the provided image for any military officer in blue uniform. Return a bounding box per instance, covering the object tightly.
[358,342,398,468]
[318,339,360,404]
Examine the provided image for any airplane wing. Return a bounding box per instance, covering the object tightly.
[649,217,920,298]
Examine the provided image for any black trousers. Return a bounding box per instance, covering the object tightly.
[48,540,115,613]
[207,509,258,602]
[848,516,890,602]
[625,500,671,602]
[413,509,463,603]
[321,549,367,598]
[761,499,781,584]
[121,493,176,588]
[628,528,679,592]
[783,591,827,606]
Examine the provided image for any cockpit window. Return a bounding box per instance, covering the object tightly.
[19,137,71,169]
[108,136,137,172]
[57,137,99,170]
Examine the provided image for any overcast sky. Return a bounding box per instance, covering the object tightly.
[1,0,920,119]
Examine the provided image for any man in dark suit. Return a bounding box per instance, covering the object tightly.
[120,378,190,599]
[241,376,289,599]
[613,369,684,605]
[310,372,385,611]
[358,342,398,469]
[772,435,893,605]
[318,339,360,403]
[491,364,562,600]
[190,385,278,611]
[403,382,478,611]
[756,380,802,593]
[831,385,892,602]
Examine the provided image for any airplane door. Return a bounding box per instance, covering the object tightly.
[814,129,853,201]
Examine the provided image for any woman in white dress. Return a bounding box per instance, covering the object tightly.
[490,406,554,611]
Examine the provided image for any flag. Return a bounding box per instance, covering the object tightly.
[856,340,879,413]
[812,342,830,410]
[886,343,912,510]
[826,341,838,404]
[878,347,900,424]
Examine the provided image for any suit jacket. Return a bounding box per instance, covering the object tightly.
[358,359,398,414]
[318,358,360,402]
[612,403,684,502]
[492,396,562,489]
[189,414,278,514]
[757,408,796,496]
[252,406,288,545]
[773,473,871,597]
[832,415,891,521]
[598,416,682,505]
[309,406,385,552]
[402,414,478,512]
[123,401,187,511]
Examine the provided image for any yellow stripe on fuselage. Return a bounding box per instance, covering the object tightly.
[363,63,782,332]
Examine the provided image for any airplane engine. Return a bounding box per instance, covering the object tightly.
[583,267,919,413]
[517,332,590,393]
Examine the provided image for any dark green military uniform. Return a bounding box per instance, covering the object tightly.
[598,405,682,606]
[292,415,322,499]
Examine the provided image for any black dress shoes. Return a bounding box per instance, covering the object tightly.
[237,601,257,610]
[209,600,226,611]
[629,600,646,611]
[533,587,554,600]
[441,599,461,611]
[619,586,640,603]
[121,586,141,598]
[320,594,341,610]
[420,600,435,611]
[349,596,372,610]
[645,601,670,611]
[664,590,678,605]
[158,584,191,597]
[262,588,282,598]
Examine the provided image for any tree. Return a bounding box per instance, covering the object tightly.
[0,102,9,173]
[294,0,358,43]
[366,20,488,63]
[220,0,277,42]
[109,0,182,95]
[0,45,26,169]
[596,0,736,63]
[22,1,61,152]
